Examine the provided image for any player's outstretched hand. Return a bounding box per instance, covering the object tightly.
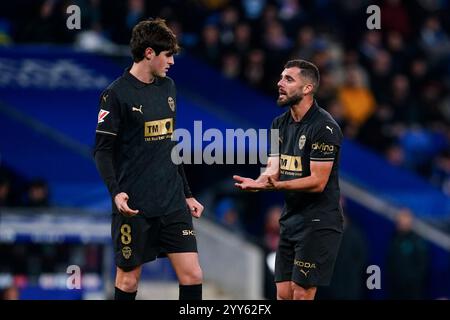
[186,197,204,219]
[233,175,260,192]
[114,192,139,216]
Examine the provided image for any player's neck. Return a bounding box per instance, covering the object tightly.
[290,96,314,122]
[129,62,155,84]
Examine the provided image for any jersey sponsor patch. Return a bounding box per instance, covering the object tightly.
[97,109,110,124]
[144,118,174,141]
[280,154,303,173]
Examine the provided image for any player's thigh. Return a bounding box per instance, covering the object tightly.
[292,228,342,287]
[276,281,293,300]
[274,235,295,283]
[111,214,159,268]
[160,208,198,255]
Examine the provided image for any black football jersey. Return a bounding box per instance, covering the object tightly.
[95,69,185,217]
[270,101,344,231]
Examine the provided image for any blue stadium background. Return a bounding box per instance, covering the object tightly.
[0,0,449,300]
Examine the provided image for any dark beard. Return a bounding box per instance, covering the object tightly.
[276,94,302,107]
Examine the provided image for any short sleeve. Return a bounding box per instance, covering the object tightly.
[96,89,122,136]
[310,121,342,162]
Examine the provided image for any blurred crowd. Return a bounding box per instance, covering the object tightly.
[1,0,449,194]
[0,168,50,208]
[0,0,448,299]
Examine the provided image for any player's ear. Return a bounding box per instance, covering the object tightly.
[144,47,155,60]
[303,83,314,95]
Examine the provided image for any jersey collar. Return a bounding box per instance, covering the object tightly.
[289,100,319,124]
[123,68,159,88]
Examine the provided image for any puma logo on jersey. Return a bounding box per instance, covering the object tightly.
[326,126,333,134]
[300,269,310,277]
[132,105,143,114]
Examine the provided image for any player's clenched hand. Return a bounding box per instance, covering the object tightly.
[266,176,280,190]
[186,197,204,219]
[114,192,139,216]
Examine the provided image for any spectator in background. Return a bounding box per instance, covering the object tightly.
[195,24,223,67]
[19,0,71,44]
[125,0,146,32]
[359,31,383,66]
[380,0,411,37]
[357,103,395,153]
[315,70,338,109]
[0,285,19,300]
[243,49,266,89]
[408,56,429,93]
[369,50,393,103]
[431,150,450,196]
[262,205,281,299]
[241,0,266,20]
[318,198,368,300]
[25,179,49,207]
[0,18,12,45]
[385,143,406,168]
[385,31,409,74]
[292,26,317,62]
[74,0,119,53]
[0,176,12,207]
[387,208,429,299]
[218,5,240,46]
[230,22,253,57]
[215,197,244,234]
[389,74,417,125]
[420,16,450,67]
[338,65,376,132]
[263,206,281,253]
[221,51,241,79]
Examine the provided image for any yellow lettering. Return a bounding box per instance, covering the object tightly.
[144,118,173,137]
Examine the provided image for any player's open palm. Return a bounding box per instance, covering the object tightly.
[114,192,139,216]
[233,175,261,191]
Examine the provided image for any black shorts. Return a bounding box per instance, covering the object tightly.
[275,223,342,287]
[111,207,197,269]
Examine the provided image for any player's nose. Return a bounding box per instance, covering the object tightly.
[277,79,284,88]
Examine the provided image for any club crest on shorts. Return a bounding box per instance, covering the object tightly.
[122,246,132,259]
[299,135,306,150]
[168,97,175,111]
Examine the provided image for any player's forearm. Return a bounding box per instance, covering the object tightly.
[94,134,121,198]
[94,150,121,198]
[276,175,325,193]
[178,164,193,198]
